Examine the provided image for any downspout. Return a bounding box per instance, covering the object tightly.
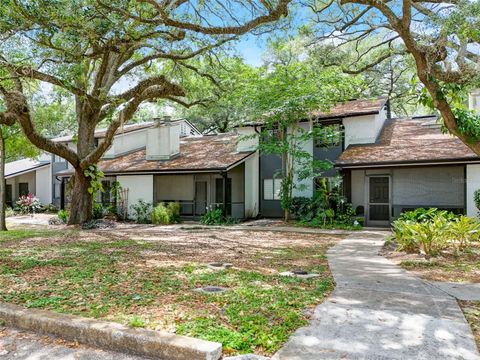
[60,177,65,210]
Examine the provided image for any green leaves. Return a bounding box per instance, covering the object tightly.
[84,164,104,196]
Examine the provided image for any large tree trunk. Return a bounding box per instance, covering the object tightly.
[0,127,7,231]
[68,168,93,225]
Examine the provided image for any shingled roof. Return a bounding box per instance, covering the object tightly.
[311,97,388,120]
[337,117,479,167]
[238,97,388,127]
[57,134,253,175]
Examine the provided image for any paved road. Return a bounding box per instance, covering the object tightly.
[273,231,480,360]
[0,327,148,360]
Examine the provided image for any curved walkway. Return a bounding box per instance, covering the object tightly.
[274,231,480,360]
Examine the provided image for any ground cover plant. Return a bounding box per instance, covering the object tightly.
[0,225,342,356]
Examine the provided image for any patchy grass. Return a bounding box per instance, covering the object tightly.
[0,228,72,242]
[459,301,480,350]
[0,225,341,356]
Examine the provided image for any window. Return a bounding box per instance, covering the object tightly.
[314,124,342,148]
[19,183,29,196]
[263,178,282,200]
[215,178,232,215]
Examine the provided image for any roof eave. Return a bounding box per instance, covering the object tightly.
[336,157,480,169]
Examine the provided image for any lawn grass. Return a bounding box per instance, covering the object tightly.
[0,226,338,356]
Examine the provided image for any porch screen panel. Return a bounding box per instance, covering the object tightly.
[392,166,464,210]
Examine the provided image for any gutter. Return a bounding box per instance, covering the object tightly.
[336,157,480,169]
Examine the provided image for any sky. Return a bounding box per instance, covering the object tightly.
[235,35,267,66]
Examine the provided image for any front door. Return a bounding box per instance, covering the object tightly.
[194,181,208,216]
[368,176,390,225]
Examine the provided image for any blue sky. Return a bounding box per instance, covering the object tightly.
[236,35,267,66]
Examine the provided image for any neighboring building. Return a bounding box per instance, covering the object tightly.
[4,156,51,207]
[6,98,480,225]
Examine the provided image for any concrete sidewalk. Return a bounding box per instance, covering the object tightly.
[273,231,480,360]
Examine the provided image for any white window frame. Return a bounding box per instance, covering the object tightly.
[263,178,282,201]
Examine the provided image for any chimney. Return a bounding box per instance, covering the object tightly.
[146,116,180,160]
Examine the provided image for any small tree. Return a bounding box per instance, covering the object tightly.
[257,96,334,221]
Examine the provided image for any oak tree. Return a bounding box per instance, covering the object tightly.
[307,0,480,148]
[0,0,292,224]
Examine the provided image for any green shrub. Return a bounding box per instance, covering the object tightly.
[200,207,224,225]
[398,207,455,223]
[92,203,105,220]
[130,200,152,224]
[391,218,417,253]
[446,216,480,251]
[167,202,181,223]
[200,206,235,225]
[151,202,181,225]
[152,203,170,224]
[57,210,69,224]
[474,189,480,215]
[410,215,449,257]
[392,208,480,256]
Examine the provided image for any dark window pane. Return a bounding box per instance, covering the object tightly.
[369,177,389,203]
[19,183,29,196]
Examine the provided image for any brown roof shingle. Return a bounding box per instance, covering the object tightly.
[337,118,479,167]
[238,97,388,127]
[58,134,252,175]
[311,97,388,119]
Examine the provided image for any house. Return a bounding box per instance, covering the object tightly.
[238,95,480,225]
[6,94,480,225]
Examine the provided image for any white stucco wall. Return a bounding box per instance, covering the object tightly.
[146,124,181,160]
[236,127,259,152]
[117,175,154,217]
[351,170,365,213]
[469,89,480,113]
[35,166,52,204]
[466,164,480,217]
[104,129,147,158]
[244,152,259,218]
[343,110,387,148]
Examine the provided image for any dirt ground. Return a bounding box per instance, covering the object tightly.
[381,241,480,283]
[0,224,345,356]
